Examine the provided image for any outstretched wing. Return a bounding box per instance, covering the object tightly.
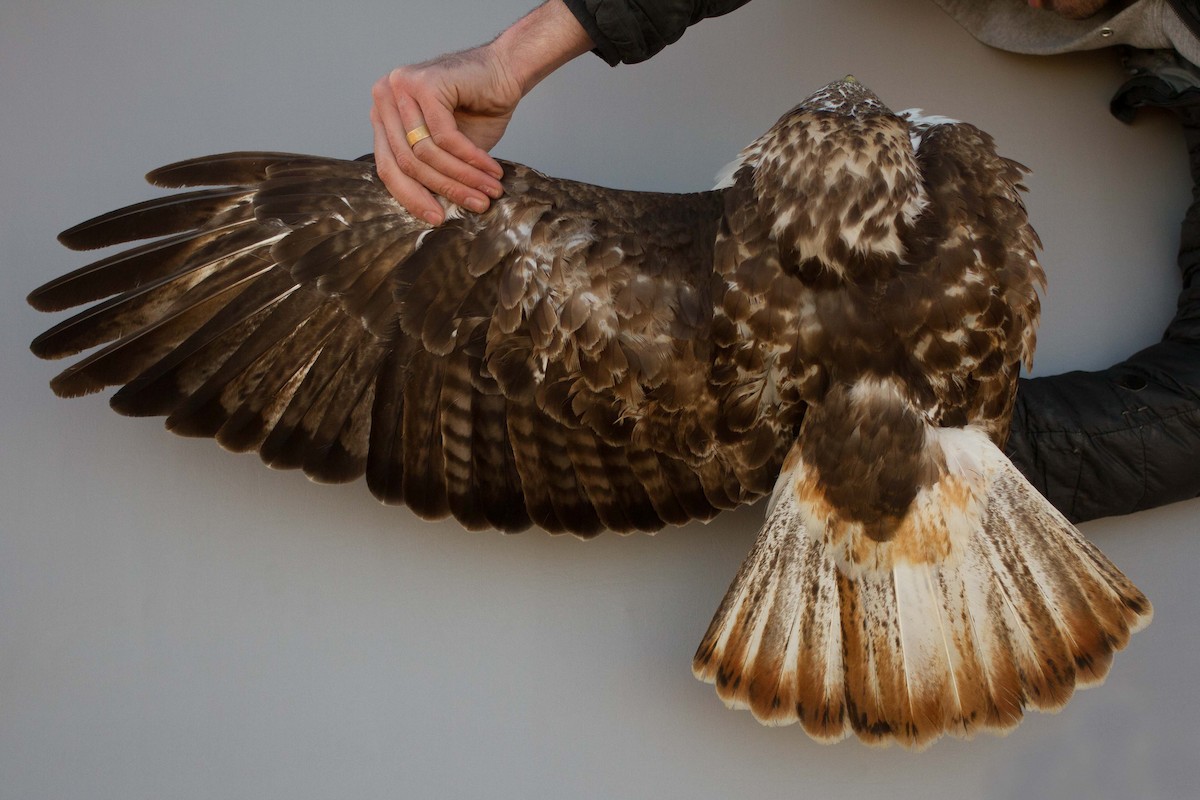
[29,152,780,536]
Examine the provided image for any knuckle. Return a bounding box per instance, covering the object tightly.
[394,153,419,175]
[410,142,433,163]
[376,159,397,180]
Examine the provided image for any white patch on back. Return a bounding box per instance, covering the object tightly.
[713,150,756,190]
[898,108,961,127]
[898,108,961,149]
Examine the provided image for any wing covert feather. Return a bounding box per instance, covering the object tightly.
[30,152,781,535]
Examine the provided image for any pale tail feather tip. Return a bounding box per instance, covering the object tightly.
[693,428,1150,749]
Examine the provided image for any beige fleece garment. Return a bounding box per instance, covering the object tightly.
[932,0,1199,66]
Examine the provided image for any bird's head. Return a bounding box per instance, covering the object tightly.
[741,77,927,275]
[800,76,893,118]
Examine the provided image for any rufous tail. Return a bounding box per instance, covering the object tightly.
[692,427,1151,748]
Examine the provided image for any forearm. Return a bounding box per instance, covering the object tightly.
[489,1,594,95]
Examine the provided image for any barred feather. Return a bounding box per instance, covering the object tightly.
[31,148,770,536]
[694,429,1150,748]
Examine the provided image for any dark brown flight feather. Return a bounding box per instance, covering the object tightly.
[32,146,765,535]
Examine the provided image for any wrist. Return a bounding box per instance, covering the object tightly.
[490,0,593,96]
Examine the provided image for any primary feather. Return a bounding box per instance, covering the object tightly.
[28,78,1150,747]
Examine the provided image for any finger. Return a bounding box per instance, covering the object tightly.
[392,93,500,208]
[371,108,444,225]
[384,69,501,181]
[383,91,494,213]
[420,100,505,187]
[410,124,504,203]
[373,88,459,213]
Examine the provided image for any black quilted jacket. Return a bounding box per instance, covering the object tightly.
[561,0,754,64]
[1010,70,1200,522]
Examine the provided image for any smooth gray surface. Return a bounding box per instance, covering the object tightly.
[2,1,1197,798]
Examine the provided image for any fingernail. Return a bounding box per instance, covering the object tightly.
[423,211,442,225]
[482,184,503,199]
[466,197,488,213]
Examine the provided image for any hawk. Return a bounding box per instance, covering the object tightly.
[29,78,1150,748]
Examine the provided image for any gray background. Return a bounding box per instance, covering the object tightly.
[2,1,1197,798]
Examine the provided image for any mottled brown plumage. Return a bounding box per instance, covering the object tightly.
[29,79,1150,748]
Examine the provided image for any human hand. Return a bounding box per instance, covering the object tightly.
[371,2,593,225]
[371,45,519,225]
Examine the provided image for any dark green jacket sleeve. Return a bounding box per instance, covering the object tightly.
[561,0,754,65]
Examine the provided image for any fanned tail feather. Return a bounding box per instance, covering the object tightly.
[693,427,1150,748]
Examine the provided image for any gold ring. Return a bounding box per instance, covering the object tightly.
[405,124,432,147]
